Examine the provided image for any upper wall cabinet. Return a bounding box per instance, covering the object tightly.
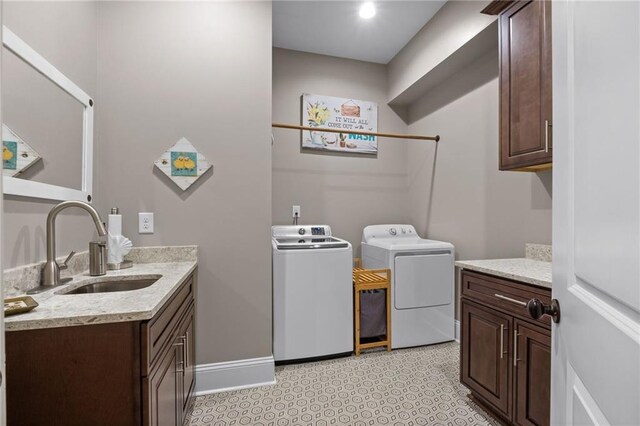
[484,0,552,171]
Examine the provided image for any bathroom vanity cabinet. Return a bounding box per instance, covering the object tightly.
[6,272,196,426]
[144,273,196,426]
[460,270,551,426]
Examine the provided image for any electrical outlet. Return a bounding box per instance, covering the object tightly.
[292,205,301,218]
[138,212,154,234]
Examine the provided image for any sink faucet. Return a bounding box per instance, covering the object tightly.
[36,201,107,292]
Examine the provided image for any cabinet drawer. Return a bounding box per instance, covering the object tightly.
[142,275,194,374]
[461,270,551,328]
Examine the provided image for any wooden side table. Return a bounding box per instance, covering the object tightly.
[353,258,391,356]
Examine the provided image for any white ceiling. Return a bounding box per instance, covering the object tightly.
[273,1,447,64]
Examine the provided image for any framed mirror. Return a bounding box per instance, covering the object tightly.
[2,25,94,202]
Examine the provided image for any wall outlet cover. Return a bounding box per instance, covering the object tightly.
[292,205,301,218]
[138,212,154,234]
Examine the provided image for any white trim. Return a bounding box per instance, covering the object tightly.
[3,179,87,202]
[194,356,276,396]
[566,363,611,425]
[454,319,460,343]
[3,27,91,105]
[2,25,94,202]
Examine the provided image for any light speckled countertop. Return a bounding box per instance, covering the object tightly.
[5,246,197,332]
[455,244,552,289]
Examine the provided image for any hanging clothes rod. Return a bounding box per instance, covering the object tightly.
[272,123,440,142]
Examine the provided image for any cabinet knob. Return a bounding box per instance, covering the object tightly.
[526,298,561,323]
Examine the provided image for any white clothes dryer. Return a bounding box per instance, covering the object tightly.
[361,224,455,349]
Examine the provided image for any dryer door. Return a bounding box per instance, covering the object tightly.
[394,253,453,309]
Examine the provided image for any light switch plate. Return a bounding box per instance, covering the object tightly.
[138,212,154,234]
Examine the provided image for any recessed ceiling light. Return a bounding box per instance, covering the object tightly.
[359,2,376,19]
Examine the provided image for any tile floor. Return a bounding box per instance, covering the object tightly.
[187,341,499,426]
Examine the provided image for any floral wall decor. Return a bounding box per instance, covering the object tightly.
[154,137,212,191]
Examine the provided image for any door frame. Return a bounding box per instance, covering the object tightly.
[0,0,6,421]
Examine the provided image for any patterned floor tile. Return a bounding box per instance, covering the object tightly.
[187,342,499,426]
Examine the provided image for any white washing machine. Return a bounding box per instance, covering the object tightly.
[361,224,455,349]
[272,225,353,362]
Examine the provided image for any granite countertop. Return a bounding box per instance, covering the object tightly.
[4,246,197,332]
[455,244,552,289]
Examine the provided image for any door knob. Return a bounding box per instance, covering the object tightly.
[526,298,561,323]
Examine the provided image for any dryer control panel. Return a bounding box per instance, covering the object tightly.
[362,224,417,242]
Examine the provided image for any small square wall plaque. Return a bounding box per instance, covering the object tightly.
[2,124,41,177]
[154,137,212,191]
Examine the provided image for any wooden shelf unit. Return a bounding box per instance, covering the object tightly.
[353,259,391,356]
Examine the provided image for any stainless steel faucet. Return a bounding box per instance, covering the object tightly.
[31,201,107,293]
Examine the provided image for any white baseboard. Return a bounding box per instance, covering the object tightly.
[455,320,461,343]
[194,355,276,396]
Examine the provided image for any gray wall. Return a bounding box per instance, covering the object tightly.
[3,1,98,269]
[387,0,495,102]
[272,48,409,255]
[273,46,551,322]
[95,1,273,364]
[406,49,552,317]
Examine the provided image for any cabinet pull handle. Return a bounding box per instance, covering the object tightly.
[495,293,527,306]
[184,331,189,369]
[174,337,186,375]
[513,330,521,367]
[544,120,551,153]
[500,324,505,359]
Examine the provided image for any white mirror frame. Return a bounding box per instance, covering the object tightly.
[2,25,94,202]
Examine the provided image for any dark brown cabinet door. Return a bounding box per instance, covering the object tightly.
[499,0,552,170]
[461,300,512,418]
[514,320,551,426]
[148,342,181,426]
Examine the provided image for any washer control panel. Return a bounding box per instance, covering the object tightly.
[273,225,331,238]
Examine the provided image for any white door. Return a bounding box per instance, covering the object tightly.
[552,1,640,425]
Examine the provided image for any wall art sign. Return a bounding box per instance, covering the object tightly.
[154,137,212,191]
[2,124,41,177]
[302,93,378,154]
